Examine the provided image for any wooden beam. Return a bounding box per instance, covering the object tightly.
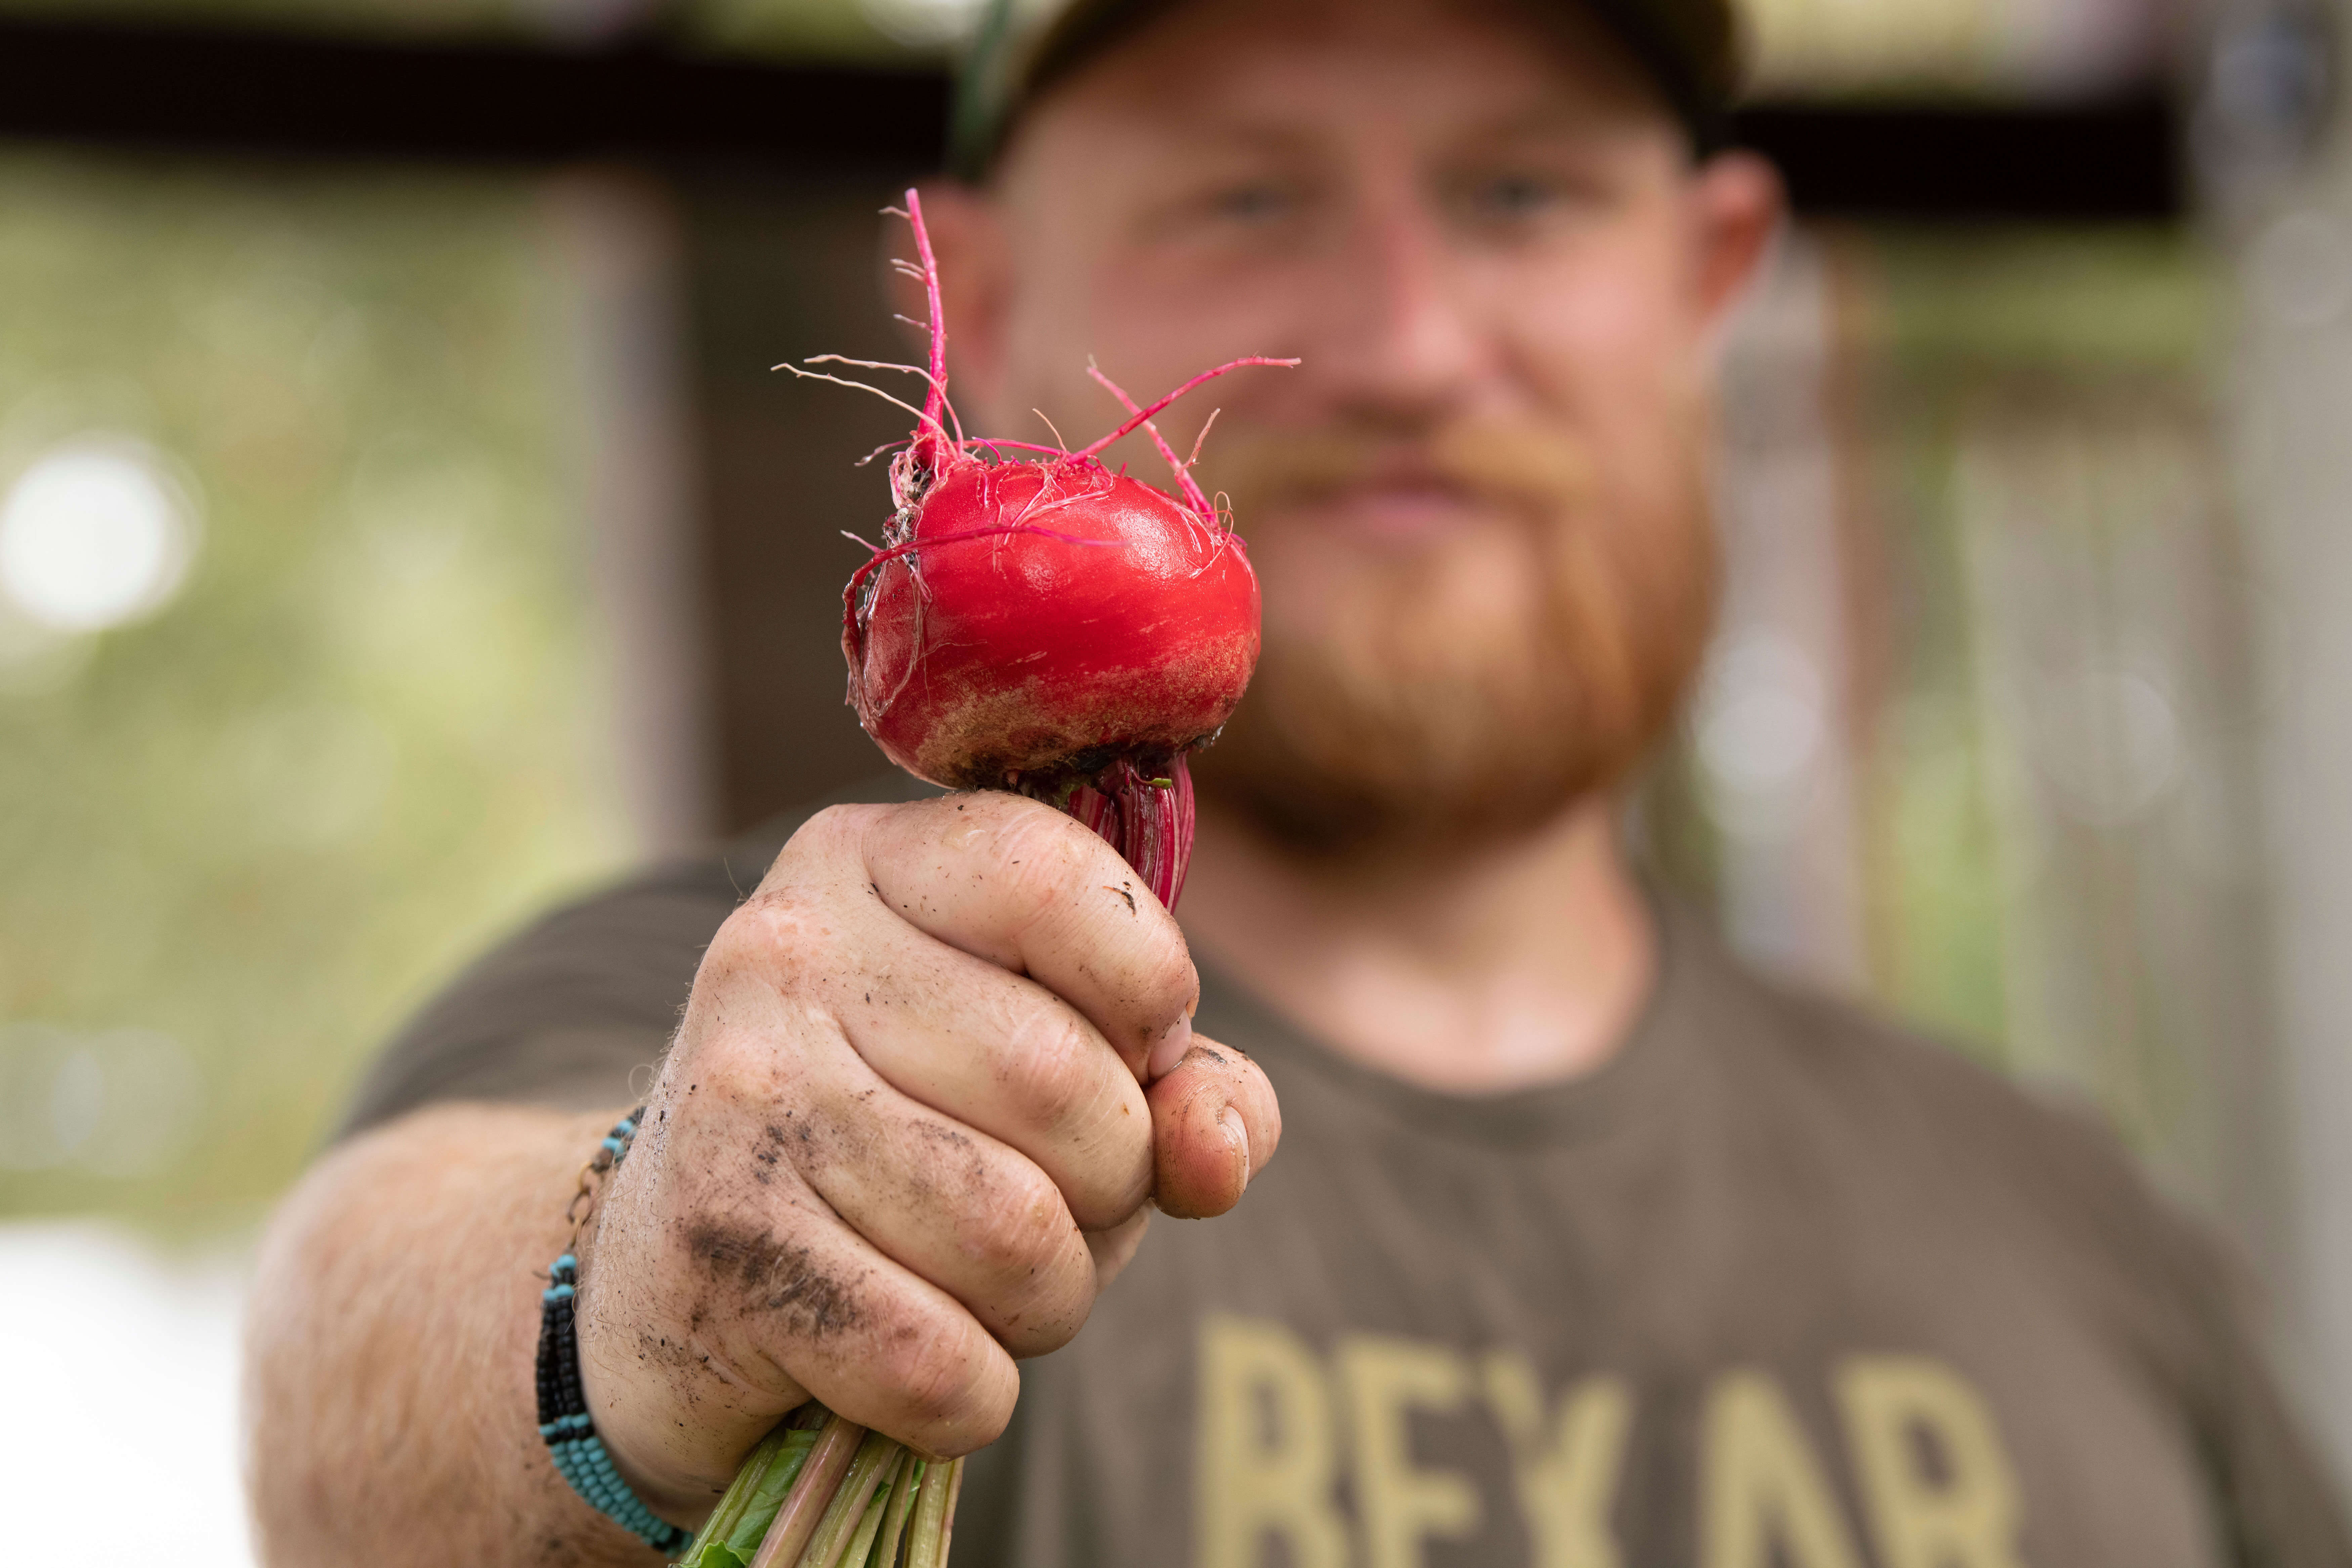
[0,17,2183,219]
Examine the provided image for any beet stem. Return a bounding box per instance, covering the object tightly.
[902,1457,960,1568]
[867,1451,923,1567]
[902,188,955,474]
[937,1457,965,1568]
[1029,753,1198,911]
[792,1428,898,1568]
[1071,356,1300,465]
[749,1413,865,1568]
[1084,359,1218,528]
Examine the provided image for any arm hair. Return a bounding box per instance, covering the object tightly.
[245,1102,667,1566]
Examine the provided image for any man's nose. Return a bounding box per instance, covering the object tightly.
[1312,195,1485,423]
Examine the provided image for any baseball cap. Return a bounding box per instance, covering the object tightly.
[944,0,1746,181]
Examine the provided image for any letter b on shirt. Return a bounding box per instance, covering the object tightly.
[1198,1315,1352,1568]
[1196,1321,1527,1568]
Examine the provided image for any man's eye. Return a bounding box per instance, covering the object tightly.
[1207,183,1296,224]
[1467,174,1563,221]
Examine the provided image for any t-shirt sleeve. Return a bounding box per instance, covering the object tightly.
[2168,1213,2352,1566]
[1778,980,2351,1563]
[335,855,753,1137]
[336,774,941,1140]
[2032,1088,2352,1565]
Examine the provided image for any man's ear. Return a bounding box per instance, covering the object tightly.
[893,180,1013,419]
[1688,151,1787,326]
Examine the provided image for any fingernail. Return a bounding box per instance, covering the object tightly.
[1219,1106,1252,1189]
[1148,1014,1192,1080]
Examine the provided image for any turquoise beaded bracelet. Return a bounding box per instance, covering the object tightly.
[536,1109,690,1556]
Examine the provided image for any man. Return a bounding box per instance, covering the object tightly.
[245,0,2351,1562]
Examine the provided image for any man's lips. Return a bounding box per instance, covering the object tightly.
[1214,424,1592,548]
[1268,476,1500,545]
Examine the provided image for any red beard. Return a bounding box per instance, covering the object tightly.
[1190,413,1718,852]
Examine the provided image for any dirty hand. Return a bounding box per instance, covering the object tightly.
[571,791,1282,1520]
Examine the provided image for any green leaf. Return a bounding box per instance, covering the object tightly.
[724,1429,818,1556]
[676,1423,819,1568]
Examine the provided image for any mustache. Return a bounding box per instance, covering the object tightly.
[1201,419,1595,521]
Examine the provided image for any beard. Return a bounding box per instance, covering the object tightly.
[1188,412,1718,854]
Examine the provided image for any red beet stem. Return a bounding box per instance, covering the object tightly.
[1059,755,1199,910]
[1073,356,1300,465]
[905,188,954,477]
[749,1413,867,1568]
[1075,356,1300,527]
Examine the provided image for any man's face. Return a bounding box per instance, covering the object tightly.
[928,0,1778,851]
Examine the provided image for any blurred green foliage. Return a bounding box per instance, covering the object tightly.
[0,152,636,1231]
[1866,229,2218,374]
[1861,227,2218,1050]
[1850,229,2250,1195]
[1651,226,2238,1191]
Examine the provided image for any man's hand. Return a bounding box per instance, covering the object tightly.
[578,792,1281,1519]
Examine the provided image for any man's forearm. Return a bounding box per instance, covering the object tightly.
[246,1102,660,1566]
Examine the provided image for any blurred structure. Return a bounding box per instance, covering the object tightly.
[2199,0,2352,1488]
[547,174,716,854]
[1746,0,2164,97]
[1696,223,2279,1280]
[0,153,648,1226]
[1709,227,2259,1151]
[3,0,2351,1547]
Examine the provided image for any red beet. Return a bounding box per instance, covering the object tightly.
[814,189,1291,909]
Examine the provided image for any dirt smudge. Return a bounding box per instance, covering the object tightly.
[686,1219,867,1338]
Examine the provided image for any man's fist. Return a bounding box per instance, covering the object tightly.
[572,792,1281,1519]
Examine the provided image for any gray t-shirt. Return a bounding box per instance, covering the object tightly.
[344,784,2350,1568]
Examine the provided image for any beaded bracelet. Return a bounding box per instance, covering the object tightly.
[537,1108,691,1557]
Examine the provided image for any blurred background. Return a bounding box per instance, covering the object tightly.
[2,0,2349,1557]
